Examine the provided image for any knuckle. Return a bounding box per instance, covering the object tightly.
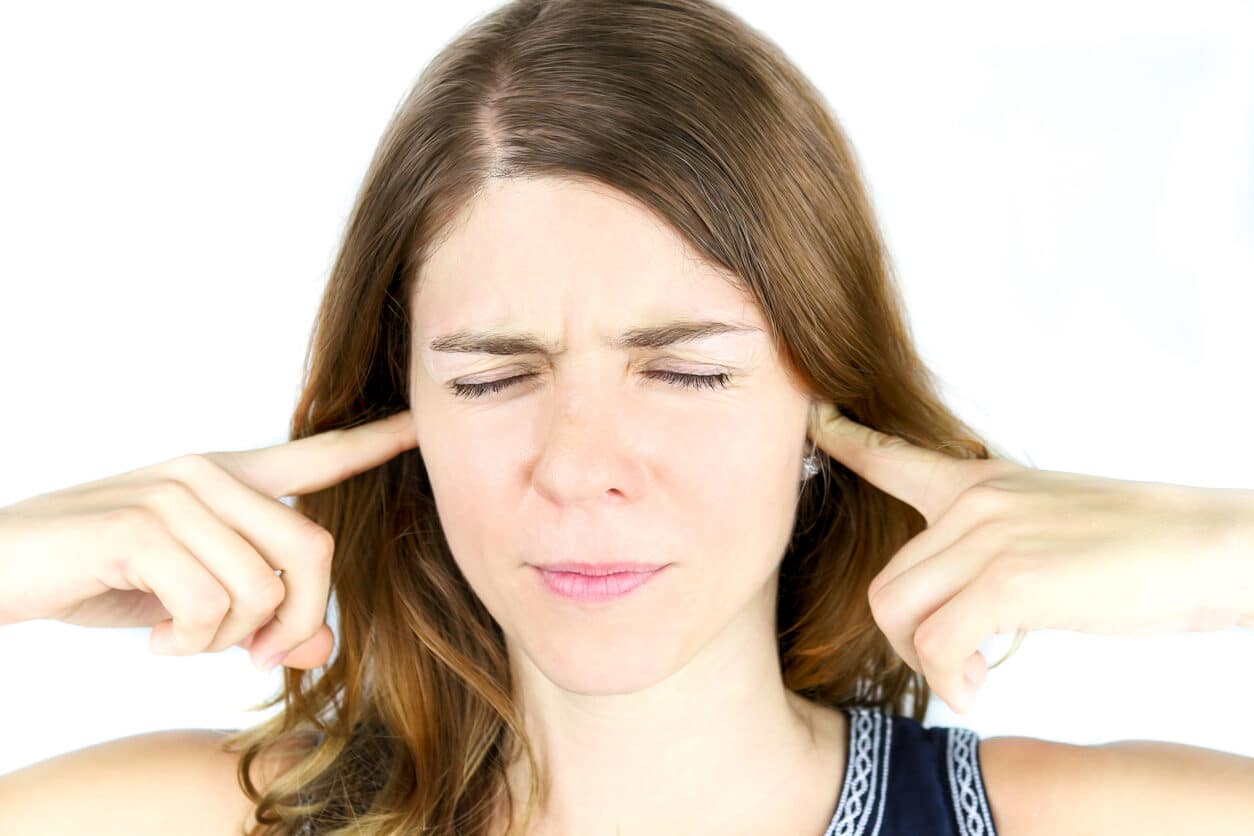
[162,453,219,481]
[984,552,1038,598]
[304,524,336,564]
[101,504,164,544]
[241,574,286,613]
[867,585,887,619]
[955,484,1012,520]
[869,596,908,643]
[866,569,890,603]
[262,574,288,609]
[866,581,882,608]
[867,579,904,622]
[185,589,231,626]
[976,515,1019,544]
[137,477,195,509]
[913,619,946,662]
[956,518,1015,560]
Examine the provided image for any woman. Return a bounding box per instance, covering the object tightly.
[1,0,1251,834]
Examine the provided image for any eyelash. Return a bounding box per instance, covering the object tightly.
[450,370,732,400]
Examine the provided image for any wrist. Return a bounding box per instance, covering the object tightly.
[1226,489,1254,630]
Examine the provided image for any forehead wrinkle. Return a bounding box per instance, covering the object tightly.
[426,319,762,358]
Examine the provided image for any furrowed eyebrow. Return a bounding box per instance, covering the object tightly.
[426,319,762,356]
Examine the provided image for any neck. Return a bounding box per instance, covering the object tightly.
[489,589,848,835]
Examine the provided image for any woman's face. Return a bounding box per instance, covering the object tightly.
[409,176,814,695]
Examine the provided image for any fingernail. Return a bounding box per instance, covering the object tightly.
[255,650,287,672]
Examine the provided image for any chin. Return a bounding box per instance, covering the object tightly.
[507,625,690,697]
[536,655,679,697]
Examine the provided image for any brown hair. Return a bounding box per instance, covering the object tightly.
[221,0,1017,833]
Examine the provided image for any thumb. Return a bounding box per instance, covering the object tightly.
[253,623,336,671]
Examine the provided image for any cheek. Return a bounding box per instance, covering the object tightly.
[669,410,800,556]
[680,406,793,492]
[417,418,533,597]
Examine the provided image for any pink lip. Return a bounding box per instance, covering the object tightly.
[532,564,668,603]
[536,561,667,576]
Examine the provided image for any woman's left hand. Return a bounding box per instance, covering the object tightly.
[808,401,1254,714]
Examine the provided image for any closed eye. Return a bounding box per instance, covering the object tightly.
[449,369,731,400]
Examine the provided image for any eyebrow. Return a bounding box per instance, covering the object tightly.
[426,319,762,356]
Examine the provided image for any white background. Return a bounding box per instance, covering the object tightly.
[1,0,1251,775]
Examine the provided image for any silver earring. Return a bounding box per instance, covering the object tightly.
[801,451,820,480]
[801,407,820,481]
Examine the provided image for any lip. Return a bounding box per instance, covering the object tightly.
[532,564,669,603]
[535,562,667,576]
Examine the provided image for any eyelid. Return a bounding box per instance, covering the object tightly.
[447,366,732,399]
[451,359,727,387]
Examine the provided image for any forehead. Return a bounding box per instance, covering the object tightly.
[412,177,760,332]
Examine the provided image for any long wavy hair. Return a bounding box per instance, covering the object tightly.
[221,0,1018,833]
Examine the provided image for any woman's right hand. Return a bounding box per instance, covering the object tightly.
[0,410,417,672]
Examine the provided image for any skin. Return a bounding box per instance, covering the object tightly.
[408,176,848,836]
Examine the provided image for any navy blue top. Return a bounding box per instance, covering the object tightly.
[821,704,998,836]
[296,704,998,835]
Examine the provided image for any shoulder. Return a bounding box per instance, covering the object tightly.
[978,733,1254,836]
[0,728,307,836]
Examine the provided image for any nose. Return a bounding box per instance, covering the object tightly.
[529,377,642,508]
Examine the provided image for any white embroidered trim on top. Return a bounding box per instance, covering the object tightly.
[823,705,891,836]
[948,726,997,835]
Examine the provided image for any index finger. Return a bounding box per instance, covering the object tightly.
[807,401,978,526]
[217,410,419,500]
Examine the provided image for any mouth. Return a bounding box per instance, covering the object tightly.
[531,563,670,603]
[532,561,669,576]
